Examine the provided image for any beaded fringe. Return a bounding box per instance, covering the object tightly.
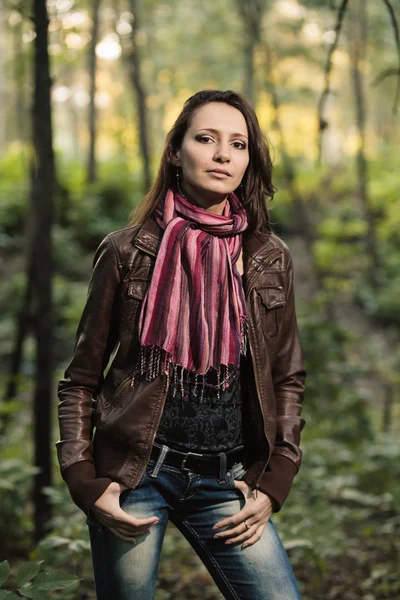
[130,317,248,402]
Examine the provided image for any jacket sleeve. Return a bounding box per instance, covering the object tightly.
[253,247,307,513]
[55,234,121,516]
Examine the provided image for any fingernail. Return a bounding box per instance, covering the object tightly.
[213,524,220,529]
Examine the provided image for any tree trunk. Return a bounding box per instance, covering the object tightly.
[128,0,152,193]
[31,0,55,541]
[348,0,380,285]
[235,0,264,105]
[263,45,323,282]
[87,0,100,184]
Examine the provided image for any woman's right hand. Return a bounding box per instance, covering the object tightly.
[89,481,159,543]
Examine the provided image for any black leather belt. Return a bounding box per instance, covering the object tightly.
[150,442,246,476]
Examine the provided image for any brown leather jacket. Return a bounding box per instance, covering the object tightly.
[56,215,306,516]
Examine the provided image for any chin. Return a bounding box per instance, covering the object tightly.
[199,182,235,195]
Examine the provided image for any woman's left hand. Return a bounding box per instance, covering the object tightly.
[212,480,273,549]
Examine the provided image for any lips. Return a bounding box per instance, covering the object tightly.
[208,169,231,176]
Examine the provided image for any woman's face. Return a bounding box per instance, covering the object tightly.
[172,102,250,212]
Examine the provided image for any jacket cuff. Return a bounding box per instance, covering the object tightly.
[243,454,298,513]
[62,460,113,516]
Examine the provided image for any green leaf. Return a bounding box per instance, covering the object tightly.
[38,537,70,549]
[0,592,21,599]
[18,571,79,597]
[15,562,43,588]
[0,562,10,588]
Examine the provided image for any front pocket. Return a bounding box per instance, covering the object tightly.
[94,376,133,429]
[255,285,286,340]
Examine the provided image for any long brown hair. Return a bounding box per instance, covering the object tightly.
[128,89,277,234]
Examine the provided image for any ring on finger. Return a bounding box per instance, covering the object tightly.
[243,520,250,531]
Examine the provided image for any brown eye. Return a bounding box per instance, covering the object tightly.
[196,135,212,143]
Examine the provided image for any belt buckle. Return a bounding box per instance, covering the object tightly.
[181,451,204,471]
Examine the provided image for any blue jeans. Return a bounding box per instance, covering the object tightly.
[86,448,302,600]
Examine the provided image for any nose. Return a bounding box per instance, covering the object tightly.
[214,142,231,162]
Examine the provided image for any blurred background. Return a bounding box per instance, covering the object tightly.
[0,0,399,598]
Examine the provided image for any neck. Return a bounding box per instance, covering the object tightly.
[179,181,228,216]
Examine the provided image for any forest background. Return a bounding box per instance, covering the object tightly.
[0,0,399,598]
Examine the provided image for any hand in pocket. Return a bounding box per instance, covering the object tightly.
[212,480,272,549]
[89,481,159,544]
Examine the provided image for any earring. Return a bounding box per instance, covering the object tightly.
[238,181,244,201]
[176,167,184,197]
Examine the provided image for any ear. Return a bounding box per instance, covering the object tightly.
[169,145,181,167]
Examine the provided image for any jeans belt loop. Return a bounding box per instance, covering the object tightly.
[150,444,169,478]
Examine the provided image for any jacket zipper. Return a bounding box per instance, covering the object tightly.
[245,248,283,495]
[123,238,169,487]
[247,312,271,497]
[127,361,172,488]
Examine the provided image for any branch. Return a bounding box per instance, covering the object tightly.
[317,0,349,165]
[381,0,400,115]
[371,67,400,86]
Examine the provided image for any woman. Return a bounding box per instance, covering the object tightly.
[56,89,306,599]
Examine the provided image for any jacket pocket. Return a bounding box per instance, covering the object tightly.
[93,376,133,430]
[255,285,286,340]
[122,277,151,335]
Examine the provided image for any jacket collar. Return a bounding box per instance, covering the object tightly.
[133,213,276,268]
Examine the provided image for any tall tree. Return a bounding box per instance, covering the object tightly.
[31,0,55,541]
[347,0,379,283]
[262,42,331,316]
[235,0,265,105]
[87,0,101,183]
[128,0,152,192]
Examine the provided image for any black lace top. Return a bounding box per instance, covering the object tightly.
[155,367,243,453]
[155,272,246,453]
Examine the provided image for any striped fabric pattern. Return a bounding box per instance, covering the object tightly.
[130,187,249,401]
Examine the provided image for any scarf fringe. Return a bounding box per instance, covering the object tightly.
[130,317,248,402]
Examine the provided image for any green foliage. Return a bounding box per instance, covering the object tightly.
[0,150,29,243]
[299,309,375,445]
[0,458,39,551]
[0,559,79,599]
[55,157,143,251]
[277,432,400,598]
[355,250,400,328]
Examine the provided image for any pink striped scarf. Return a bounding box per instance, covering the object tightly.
[130,187,249,401]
